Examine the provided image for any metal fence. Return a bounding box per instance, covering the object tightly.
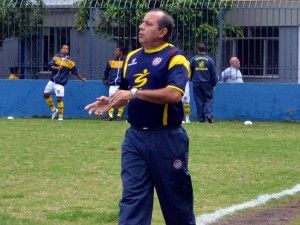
[1,0,300,83]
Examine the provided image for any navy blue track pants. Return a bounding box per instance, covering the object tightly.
[119,126,196,225]
[193,82,214,122]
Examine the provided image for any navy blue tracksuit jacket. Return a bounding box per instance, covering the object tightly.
[190,53,217,121]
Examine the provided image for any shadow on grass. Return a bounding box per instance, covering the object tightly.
[0,214,36,225]
[1,193,25,199]
[47,210,118,223]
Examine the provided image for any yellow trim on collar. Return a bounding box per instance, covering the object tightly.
[167,85,185,95]
[144,43,172,53]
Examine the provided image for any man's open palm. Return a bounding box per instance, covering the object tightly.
[85,96,111,116]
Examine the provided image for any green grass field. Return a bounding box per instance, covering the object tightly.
[0,119,299,225]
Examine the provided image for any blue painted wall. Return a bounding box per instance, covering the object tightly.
[0,80,108,118]
[0,80,299,121]
[213,83,300,121]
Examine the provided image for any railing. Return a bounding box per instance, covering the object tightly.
[0,0,299,83]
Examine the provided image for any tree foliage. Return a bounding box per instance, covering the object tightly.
[76,0,242,55]
[0,0,44,41]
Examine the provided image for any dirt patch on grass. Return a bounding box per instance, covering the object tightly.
[213,198,300,225]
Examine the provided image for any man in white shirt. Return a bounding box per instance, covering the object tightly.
[220,57,243,83]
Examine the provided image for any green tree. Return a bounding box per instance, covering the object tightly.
[76,0,242,56]
[0,0,44,42]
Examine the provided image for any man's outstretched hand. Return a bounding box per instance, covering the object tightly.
[84,96,111,116]
[110,90,133,108]
[85,90,132,117]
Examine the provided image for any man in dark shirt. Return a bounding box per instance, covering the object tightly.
[190,43,218,123]
[43,44,86,120]
[103,47,126,120]
[85,9,195,225]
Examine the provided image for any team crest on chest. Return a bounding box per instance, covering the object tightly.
[152,57,162,66]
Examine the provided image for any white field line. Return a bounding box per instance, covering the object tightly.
[196,184,300,225]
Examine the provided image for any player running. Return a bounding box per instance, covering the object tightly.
[43,44,86,120]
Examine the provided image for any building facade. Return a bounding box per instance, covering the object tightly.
[0,0,299,83]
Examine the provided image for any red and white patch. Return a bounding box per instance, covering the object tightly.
[173,159,182,170]
[152,57,162,66]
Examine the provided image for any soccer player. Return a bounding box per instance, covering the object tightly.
[85,9,195,225]
[103,47,126,121]
[43,44,86,120]
[8,66,19,80]
[190,43,218,123]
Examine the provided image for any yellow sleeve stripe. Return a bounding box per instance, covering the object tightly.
[109,60,123,69]
[162,104,169,126]
[168,55,191,78]
[167,85,185,94]
[123,48,142,78]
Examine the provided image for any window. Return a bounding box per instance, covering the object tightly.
[223,26,279,78]
[56,27,70,51]
[43,27,71,70]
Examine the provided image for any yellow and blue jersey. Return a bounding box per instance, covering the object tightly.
[8,74,19,80]
[103,57,124,86]
[48,54,78,86]
[120,43,190,128]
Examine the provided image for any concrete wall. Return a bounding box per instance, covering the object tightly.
[278,27,299,83]
[214,83,300,120]
[43,8,77,27]
[0,38,19,79]
[0,80,107,118]
[226,8,300,27]
[70,30,117,80]
[0,80,299,121]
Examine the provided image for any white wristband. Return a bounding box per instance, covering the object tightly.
[130,88,139,98]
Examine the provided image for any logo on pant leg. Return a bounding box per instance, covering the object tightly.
[173,159,182,169]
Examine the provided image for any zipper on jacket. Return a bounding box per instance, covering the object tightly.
[114,57,121,86]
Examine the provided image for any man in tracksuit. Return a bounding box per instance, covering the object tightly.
[103,47,126,120]
[86,9,195,225]
[190,43,218,123]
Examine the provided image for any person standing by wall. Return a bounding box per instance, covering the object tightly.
[8,67,19,80]
[190,43,217,123]
[103,47,127,121]
[220,57,244,83]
